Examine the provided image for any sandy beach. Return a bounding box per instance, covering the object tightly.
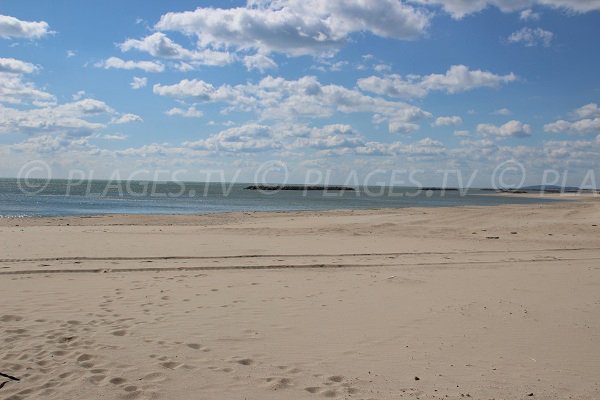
[1,196,600,400]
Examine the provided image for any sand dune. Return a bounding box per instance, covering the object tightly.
[1,196,600,399]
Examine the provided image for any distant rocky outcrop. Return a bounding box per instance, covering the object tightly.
[244,185,355,191]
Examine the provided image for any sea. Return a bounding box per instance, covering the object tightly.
[0,178,560,218]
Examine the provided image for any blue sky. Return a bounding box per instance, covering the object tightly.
[1,0,599,186]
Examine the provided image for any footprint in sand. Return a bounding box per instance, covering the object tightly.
[160,361,182,370]
[77,354,93,362]
[265,377,293,390]
[1,315,23,322]
[236,358,254,366]
[88,374,106,385]
[140,372,167,383]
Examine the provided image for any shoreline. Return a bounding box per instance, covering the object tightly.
[0,191,588,225]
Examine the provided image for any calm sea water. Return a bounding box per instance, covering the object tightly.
[0,178,559,218]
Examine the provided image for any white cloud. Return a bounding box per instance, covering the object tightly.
[544,118,600,134]
[112,113,143,124]
[0,57,38,74]
[0,99,115,137]
[293,124,366,150]
[477,120,532,138]
[184,124,281,153]
[180,121,446,158]
[165,106,203,118]
[95,57,165,73]
[420,65,517,93]
[154,1,430,58]
[243,54,278,72]
[519,9,541,20]
[433,116,462,127]
[410,0,600,19]
[8,134,92,154]
[119,32,235,66]
[374,64,392,73]
[173,62,194,72]
[130,76,148,90]
[508,27,554,47]
[72,90,86,101]
[572,103,600,119]
[0,67,55,105]
[153,75,431,133]
[98,133,128,141]
[357,65,517,98]
[454,130,470,137]
[0,14,51,39]
[544,103,600,134]
[153,79,217,100]
[312,59,348,72]
[357,74,427,99]
[66,50,76,58]
[492,107,512,115]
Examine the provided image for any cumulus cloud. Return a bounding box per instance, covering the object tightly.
[0,59,54,105]
[544,118,600,134]
[357,74,427,98]
[477,120,532,138]
[0,99,115,137]
[112,113,143,124]
[154,0,430,59]
[374,64,392,73]
[184,124,281,153]
[95,57,165,73]
[179,121,447,158]
[165,106,203,118]
[519,9,541,20]
[0,14,51,39]
[508,27,554,47]
[119,32,235,66]
[572,103,600,119]
[98,133,128,141]
[243,54,278,72]
[153,75,431,133]
[544,103,600,135]
[293,124,366,150]
[410,0,600,19]
[72,90,86,101]
[357,65,517,98]
[130,76,148,90]
[492,108,512,115]
[432,116,462,127]
[0,57,38,74]
[421,65,517,93]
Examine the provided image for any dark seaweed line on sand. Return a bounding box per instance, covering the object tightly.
[2,256,600,275]
[0,247,598,264]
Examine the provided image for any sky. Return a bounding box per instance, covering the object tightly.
[1,0,599,187]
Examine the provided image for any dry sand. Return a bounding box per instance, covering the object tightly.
[1,196,600,399]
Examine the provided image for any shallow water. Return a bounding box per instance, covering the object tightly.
[0,179,559,217]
